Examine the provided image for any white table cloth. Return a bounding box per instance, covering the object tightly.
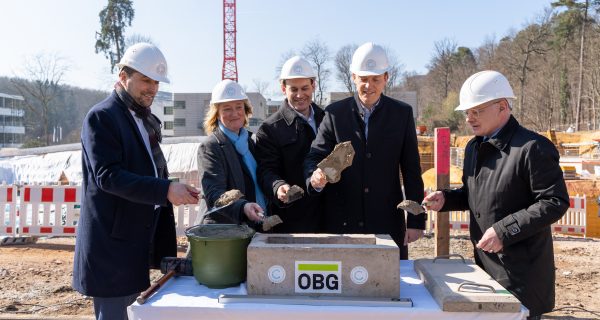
[128,260,528,320]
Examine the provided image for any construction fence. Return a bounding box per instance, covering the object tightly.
[0,184,593,241]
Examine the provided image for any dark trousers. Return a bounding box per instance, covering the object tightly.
[527,315,542,320]
[93,293,138,320]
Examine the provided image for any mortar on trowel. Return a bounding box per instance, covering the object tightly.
[187,190,282,288]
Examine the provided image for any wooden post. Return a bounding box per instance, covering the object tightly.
[434,127,450,257]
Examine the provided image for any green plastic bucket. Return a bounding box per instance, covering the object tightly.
[185,224,255,288]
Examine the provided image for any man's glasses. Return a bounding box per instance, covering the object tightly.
[462,102,498,119]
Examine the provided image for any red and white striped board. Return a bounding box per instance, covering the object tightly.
[554,195,587,236]
[425,195,587,236]
[0,185,18,237]
[19,185,81,237]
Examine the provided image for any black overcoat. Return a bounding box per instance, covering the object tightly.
[255,101,325,232]
[442,115,569,315]
[304,95,425,257]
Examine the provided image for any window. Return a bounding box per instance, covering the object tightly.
[164,106,173,115]
[174,118,186,127]
[174,101,186,109]
[164,121,174,130]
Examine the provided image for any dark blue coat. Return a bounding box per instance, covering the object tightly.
[73,91,174,297]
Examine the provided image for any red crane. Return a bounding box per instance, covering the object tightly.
[222,0,238,82]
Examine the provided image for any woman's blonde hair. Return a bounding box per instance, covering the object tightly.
[203,99,254,134]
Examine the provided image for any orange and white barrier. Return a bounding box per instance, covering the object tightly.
[425,195,587,237]
[554,195,586,236]
[19,185,81,237]
[0,185,18,237]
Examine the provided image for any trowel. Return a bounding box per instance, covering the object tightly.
[397,200,430,215]
[203,189,283,231]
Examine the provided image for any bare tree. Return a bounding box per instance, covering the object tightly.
[301,38,331,106]
[476,34,499,69]
[252,78,270,95]
[384,46,405,93]
[428,38,458,99]
[334,44,357,94]
[274,49,297,80]
[125,33,155,49]
[11,53,70,146]
[497,12,551,121]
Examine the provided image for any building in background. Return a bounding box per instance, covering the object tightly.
[0,93,26,148]
[152,91,267,137]
[265,98,283,118]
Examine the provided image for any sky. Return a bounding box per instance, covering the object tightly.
[1,0,555,98]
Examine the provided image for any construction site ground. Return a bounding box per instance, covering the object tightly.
[0,234,599,320]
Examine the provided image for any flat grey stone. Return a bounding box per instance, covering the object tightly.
[282,185,304,204]
[317,141,355,183]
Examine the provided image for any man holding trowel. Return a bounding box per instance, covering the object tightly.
[304,42,425,259]
[255,56,325,232]
[423,70,568,320]
[73,43,199,320]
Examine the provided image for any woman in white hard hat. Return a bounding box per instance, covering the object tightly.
[198,79,266,226]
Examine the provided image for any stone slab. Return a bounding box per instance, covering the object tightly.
[414,257,521,312]
[247,233,399,298]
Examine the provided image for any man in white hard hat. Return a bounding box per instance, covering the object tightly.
[255,56,325,232]
[73,43,199,320]
[304,42,425,258]
[424,70,568,319]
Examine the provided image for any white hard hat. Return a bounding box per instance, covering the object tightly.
[117,43,170,83]
[279,56,316,80]
[455,70,516,111]
[350,42,390,76]
[210,79,248,104]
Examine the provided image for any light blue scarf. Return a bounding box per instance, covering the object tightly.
[218,122,267,213]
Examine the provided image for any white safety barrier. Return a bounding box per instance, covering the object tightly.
[174,204,201,237]
[0,185,18,237]
[425,195,587,237]
[19,185,80,236]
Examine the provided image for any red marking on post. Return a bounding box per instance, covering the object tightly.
[40,227,52,233]
[22,227,29,233]
[64,227,76,233]
[7,188,12,202]
[554,226,561,232]
[435,128,450,175]
[567,227,575,232]
[41,188,53,202]
[64,188,76,202]
[580,199,585,209]
[460,224,469,229]
[24,188,31,202]
[6,227,12,233]
[569,198,574,208]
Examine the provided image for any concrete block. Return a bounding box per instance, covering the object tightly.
[247,233,399,298]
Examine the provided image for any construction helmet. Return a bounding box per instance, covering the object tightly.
[279,56,316,80]
[117,43,170,83]
[350,42,389,76]
[210,79,248,104]
[456,70,516,111]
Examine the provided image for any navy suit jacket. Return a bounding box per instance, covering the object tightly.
[73,91,175,297]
